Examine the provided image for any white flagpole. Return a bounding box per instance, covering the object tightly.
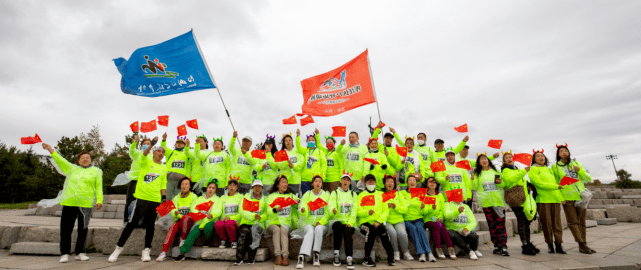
[192,28,242,149]
[366,49,382,123]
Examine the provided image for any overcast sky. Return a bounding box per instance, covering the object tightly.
[2,0,640,183]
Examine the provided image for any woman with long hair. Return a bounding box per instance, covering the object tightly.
[266,175,299,266]
[187,137,230,197]
[296,175,331,268]
[255,134,280,195]
[213,179,244,249]
[473,154,509,256]
[315,132,343,192]
[279,133,305,196]
[401,175,436,262]
[381,175,412,261]
[422,177,455,260]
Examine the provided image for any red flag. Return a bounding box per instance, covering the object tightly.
[20,136,36,145]
[274,149,289,162]
[454,124,468,133]
[422,196,436,205]
[560,176,579,186]
[455,160,472,170]
[130,121,139,132]
[33,133,42,143]
[284,197,299,207]
[488,139,503,149]
[363,158,379,165]
[410,188,427,198]
[301,50,376,116]
[360,195,376,206]
[283,115,297,125]
[155,200,176,217]
[430,160,446,173]
[308,197,328,211]
[445,189,464,202]
[396,145,407,157]
[187,212,207,222]
[269,197,287,208]
[195,201,214,212]
[382,190,396,203]
[242,198,260,212]
[140,120,157,133]
[300,115,314,126]
[513,153,532,165]
[332,126,347,137]
[295,113,306,117]
[158,115,169,127]
[251,150,266,159]
[177,124,188,136]
[186,119,199,130]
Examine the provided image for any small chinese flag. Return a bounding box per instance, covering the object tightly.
[300,115,314,126]
[445,189,464,202]
[559,176,579,186]
[455,160,472,170]
[186,119,199,130]
[177,124,188,136]
[308,197,328,211]
[274,149,289,162]
[283,115,297,125]
[269,197,287,208]
[251,150,266,159]
[488,139,503,149]
[332,126,347,137]
[360,195,376,206]
[20,136,37,145]
[195,201,214,212]
[242,198,260,212]
[430,160,447,173]
[364,158,380,165]
[382,190,396,203]
[187,212,207,222]
[284,197,299,207]
[158,115,169,127]
[155,200,176,217]
[454,124,468,133]
[396,145,407,157]
[422,196,436,205]
[513,153,532,165]
[295,113,306,117]
[33,133,42,143]
[140,120,157,133]
[130,121,139,132]
[410,188,427,198]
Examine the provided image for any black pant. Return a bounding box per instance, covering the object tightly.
[60,206,91,255]
[332,222,354,257]
[236,224,257,261]
[511,206,531,243]
[124,180,137,224]
[359,223,394,261]
[117,198,159,248]
[448,229,479,253]
[465,199,473,210]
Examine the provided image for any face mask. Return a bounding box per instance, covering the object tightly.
[417,140,425,146]
[327,143,334,149]
[366,185,376,191]
[307,142,316,148]
[141,145,149,151]
[176,147,184,151]
[349,143,357,147]
[369,148,378,153]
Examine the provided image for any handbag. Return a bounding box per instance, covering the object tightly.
[504,184,526,207]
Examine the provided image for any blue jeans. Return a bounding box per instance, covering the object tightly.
[405,219,432,255]
[301,181,313,196]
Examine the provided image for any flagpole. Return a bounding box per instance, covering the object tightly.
[366,49,382,123]
[192,28,242,149]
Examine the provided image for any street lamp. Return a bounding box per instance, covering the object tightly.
[606,154,618,181]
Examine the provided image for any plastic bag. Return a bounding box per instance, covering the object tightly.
[575,190,593,209]
[112,172,133,186]
[249,223,264,250]
[523,191,537,221]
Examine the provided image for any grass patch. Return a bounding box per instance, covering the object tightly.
[0,201,37,209]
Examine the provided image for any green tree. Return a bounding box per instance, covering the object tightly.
[55,136,95,165]
[614,169,641,189]
[101,133,135,194]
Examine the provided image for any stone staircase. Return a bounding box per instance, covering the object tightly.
[24,195,127,219]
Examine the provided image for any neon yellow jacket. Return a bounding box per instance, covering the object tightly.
[228,137,257,185]
[296,135,328,183]
[191,144,231,188]
[431,139,467,163]
[134,155,167,203]
[300,189,332,226]
[161,141,191,177]
[356,190,389,225]
[171,192,199,220]
[371,127,400,171]
[277,148,305,185]
[340,143,369,181]
[394,150,429,187]
[473,169,506,208]
[436,162,472,201]
[316,135,343,183]
[239,193,267,228]
[51,151,103,208]
[528,165,563,203]
[422,192,446,223]
[190,194,220,229]
[212,191,244,225]
[399,190,431,222]
[394,132,436,167]
[552,160,592,201]
[383,189,408,224]
[254,152,280,186]
[501,166,529,207]
[328,188,358,227]
[127,141,154,181]
[363,151,393,190]
[265,191,299,227]
[444,202,477,233]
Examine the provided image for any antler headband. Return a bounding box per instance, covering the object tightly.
[341,169,354,178]
[556,143,568,148]
[266,134,276,140]
[533,148,544,154]
[476,151,488,157]
[306,134,315,140]
[213,136,223,142]
[228,174,241,181]
[282,132,292,137]
[324,135,335,141]
[405,135,415,140]
[501,149,513,155]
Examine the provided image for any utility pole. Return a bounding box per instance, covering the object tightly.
[606,154,618,181]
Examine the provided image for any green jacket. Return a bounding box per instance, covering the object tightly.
[300,189,332,226]
[501,166,529,207]
[296,135,328,183]
[444,202,477,233]
[394,149,428,187]
[171,192,199,220]
[212,191,244,224]
[190,194,220,229]
[422,192,446,223]
[254,152,281,186]
[356,190,389,225]
[51,151,103,208]
[371,127,400,171]
[328,188,358,227]
[265,191,299,227]
[528,165,563,203]
[191,144,231,188]
[473,169,506,208]
[399,189,429,222]
[134,155,168,203]
[316,135,343,183]
[126,141,154,181]
[436,162,472,201]
[161,141,191,177]
[552,160,592,201]
[456,154,495,177]
[363,151,394,190]
[239,193,267,228]
[431,139,467,163]
[228,137,257,184]
[277,148,305,185]
[340,143,369,181]
[382,189,408,224]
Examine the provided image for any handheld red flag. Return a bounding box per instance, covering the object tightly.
[155,200,176,217]
[242,198,260,212]
[422,196,436,205]
[270,197,286,208]
[295,113,306,117]
[512,153,533,165]
[382,190,396,203]
[177,124,188,136]
[20,136,37,145]
[140,120,157,133]
[251,150,267,159]
[559,176,579,186]
[445,189,464,202]
[430,160,447,173]
[301,50,375,117]
[396,145,407,157]
[158,115,169,127]
[410,188,427,198]
[360,195,376,206]
[274,149,289,162]
[308,197,328,212]
[488,139,503,149]
[33,133,42,143]
[332,126,347,137]
[300,115,314,126]
[284,197,299,207]
[283,115,297,125]
[186,119,199,130]
[187,212,207,222]
[454,124,468,133]
[455,160,472,170]
[130,121,139,132]
[195,201,214,212]
[364,158,380,165]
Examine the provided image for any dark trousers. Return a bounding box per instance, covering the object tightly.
[483,207,507,248]
[301,181,313,196]
[538,203,563,244]
[117,199,159,248]
[236,224,257,261]
[511,206,531,243]
[562,200,587,243]
[60,206,91,255]
[360,223,394,261]
[332,222,354,257]
[448,230,479,254]
[124,180,137,224]
[465,199,473,210]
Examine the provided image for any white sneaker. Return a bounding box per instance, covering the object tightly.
[75,253,89,261]
[296,255,304,269]
[108,246,123,263]
[219,240,226,248]
[428,252,436,262]
[403,251,414,261]
[179,239,185,247]
[419,254,426,262]
[59,254,69,263]
[141,248,151,262]
[474,250,483,257]
[469,251,478,260]
[394,251,400,261]
[156,251,166,262]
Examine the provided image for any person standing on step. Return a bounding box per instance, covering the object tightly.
[436,148,473,208]
[363,138,393,190]
[214,178,244,249]
[394,137,427,191]
[255,135,280,196]
[472,154,509,256]
[234,179,267,265]
[315,132,343,193]
[188,135,207,195]
[41,143,103,263]
[422,176,456,260]
[400,175,436,262]
[266,175,299,266]
[357,174,396,267]
[229,131,256,194]
[118,135,155,227]
[279,133,305,196]
[389,127,435,180]
[328,172,358,269]
[339,132,368,192]
[552,145,594,254]
[161,133,191,200]
[443,189,481,261]
[296,129,328,196]
[157,177,198,261]
[297,175,331,269]
[189,136,230,197]
[381,175,412,262]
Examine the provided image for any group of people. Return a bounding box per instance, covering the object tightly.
[42,122,594,268]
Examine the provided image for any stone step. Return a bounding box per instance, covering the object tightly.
[606,207,641,223]
[24,209,36,216]
[621,195,641,199]
[596,218,617,225]
[111,200,127,205]
[171,246,269,261]
[588,204,631,209]
[586,209,606,220]
[10,242,61,255]
[586,220,598,228]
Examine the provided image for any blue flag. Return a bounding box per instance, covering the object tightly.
[114,30,215,97]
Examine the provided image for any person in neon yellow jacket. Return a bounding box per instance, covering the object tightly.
[255,135,280,196]
[390,127,435,167]
[41,143,103,263]
[421,176,455,260]
[472,154,509,256]
[229,132,256,194]
[211,179,244,250]
[296,129,328,197]
[401,175,436,262]
[266,175,299,266]
[161,132,192,200]
[327,173,358,268]
[528,150,566,254]
[119,135,156,226]
[189,135,207,188]
[157,177,198,261]
[455,145,498,178]
[432,136,468,163]
[443,194,480,260]
[552,145,593,254]
[296,175,331,268]
[380,175,411,261]
[174,181,220,262]
[338,131,368,191]
[357,174,395,266]
[315,132,343,193]
[436,148,473,206]
[279,134,305,196]
[187,136,231,197]
[235,180,267,265]
[371,122,400,172]
[395,137,428,190]
[363,138,394,190]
